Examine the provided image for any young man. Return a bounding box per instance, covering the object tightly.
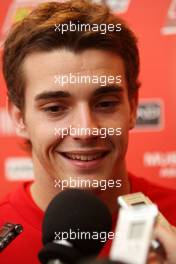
[0,1,176,263]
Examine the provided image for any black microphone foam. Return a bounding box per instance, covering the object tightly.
[78,258,127,264]
[39,189,112,264]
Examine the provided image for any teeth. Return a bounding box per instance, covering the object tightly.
[65,153,103,161]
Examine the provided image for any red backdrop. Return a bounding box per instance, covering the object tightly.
[0,0,176,199]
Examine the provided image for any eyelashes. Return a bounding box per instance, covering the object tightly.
[42,98,120,117]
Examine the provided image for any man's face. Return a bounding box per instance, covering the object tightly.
[16,49,137,188]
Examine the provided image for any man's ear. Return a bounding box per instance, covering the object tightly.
[129,92,138,130]
[8,100,30,139]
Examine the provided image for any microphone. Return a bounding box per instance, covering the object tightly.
[77,258,127,264]
[38,189,112,264]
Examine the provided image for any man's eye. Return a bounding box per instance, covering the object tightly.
[43,105,66,114]
[95,101,118,109]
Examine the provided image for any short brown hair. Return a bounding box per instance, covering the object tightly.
[3,0,140,110]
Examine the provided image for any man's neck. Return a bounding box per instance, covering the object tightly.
[30,171,131,214]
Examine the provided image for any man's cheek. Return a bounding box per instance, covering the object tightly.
[113,133,128,155]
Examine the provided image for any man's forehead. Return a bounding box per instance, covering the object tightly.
[22,49,127,99]
[23,49,125,76]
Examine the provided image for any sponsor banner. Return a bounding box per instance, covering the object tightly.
[135,99,164,131]
[5,157,34,181]
[162,0,176,35]
[144,151,176,179]
[93,0,131,13]
[0,108,15,136]
[0,0,69,44]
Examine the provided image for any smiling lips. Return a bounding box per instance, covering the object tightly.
[61,150,109,162]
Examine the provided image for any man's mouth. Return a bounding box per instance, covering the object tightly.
[61,151,108,161]
[57,150,110,170]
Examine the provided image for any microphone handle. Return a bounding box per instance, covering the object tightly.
[47,260,64,264]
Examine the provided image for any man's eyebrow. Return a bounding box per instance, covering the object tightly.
[35,91,71,101]
[93,85,124,96]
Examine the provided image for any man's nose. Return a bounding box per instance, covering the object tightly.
[71,104,99,140]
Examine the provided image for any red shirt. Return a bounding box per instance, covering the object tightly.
[0,174,176,264]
